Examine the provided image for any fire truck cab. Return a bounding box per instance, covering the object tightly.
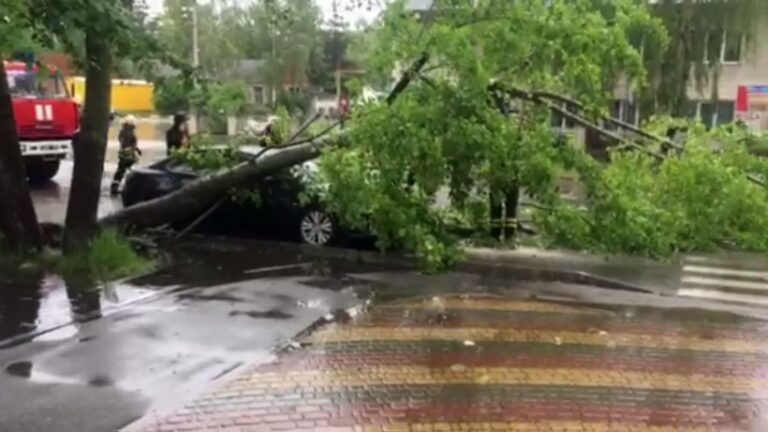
[5,61,79,183]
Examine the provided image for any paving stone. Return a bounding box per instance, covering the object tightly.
[142,296,768,431]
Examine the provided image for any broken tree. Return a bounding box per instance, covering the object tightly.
[99,53,430,230]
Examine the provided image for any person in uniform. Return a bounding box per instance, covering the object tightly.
[110,115,141,196]
[166,113,190,155]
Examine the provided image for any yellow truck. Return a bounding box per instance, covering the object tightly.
[67,77,155,113]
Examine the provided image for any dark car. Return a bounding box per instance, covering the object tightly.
[121,146,357,246]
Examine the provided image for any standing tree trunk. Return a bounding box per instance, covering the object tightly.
[63,31,113,253]
[0,61,42,252]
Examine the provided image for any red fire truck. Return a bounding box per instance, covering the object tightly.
[5,61,79,183]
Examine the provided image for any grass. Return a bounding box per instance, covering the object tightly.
[56,229,153,281]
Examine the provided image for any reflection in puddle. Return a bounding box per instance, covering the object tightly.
[0,272,158,345]
[5,360,82,386]
[229,309,293,319]
[6,361,33,378]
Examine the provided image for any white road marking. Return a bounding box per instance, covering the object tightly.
[682,265,768,280]
[681,275,768,293]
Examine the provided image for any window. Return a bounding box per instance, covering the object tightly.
[723,31,742,63]
[691,100,735,128]
[550,102,579,129]
[716,101,734,126]
[252,85,264,106]
[622,101,637,125]
[606,100,639,127]
[6,70,67,98]
[704,30,742,63]
[700,102,716,126]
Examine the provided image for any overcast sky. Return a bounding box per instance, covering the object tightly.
[143,0,382,26]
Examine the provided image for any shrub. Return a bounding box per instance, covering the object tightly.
[206,81,248,134]
[275,91,310,118]
[153,77,191,116]
[57,230,152,280]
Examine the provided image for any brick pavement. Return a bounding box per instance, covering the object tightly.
[139,295,768,431]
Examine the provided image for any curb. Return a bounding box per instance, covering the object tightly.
[298,244,654,294]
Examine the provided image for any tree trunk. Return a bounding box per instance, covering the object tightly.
[0,61,42,252]
[100,143,322,228]
[63,31,113,253]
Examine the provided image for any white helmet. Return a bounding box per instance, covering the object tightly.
[123,115,137,126]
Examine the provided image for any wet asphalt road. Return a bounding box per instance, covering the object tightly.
[30,138,167,225]
[0,240,403,432]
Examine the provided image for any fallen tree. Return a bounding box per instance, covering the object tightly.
[98,52,430,230]
[99,142,323,228]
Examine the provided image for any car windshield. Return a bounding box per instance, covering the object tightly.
[6,69,67,98]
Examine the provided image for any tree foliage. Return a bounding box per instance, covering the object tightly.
[538,120,768,257]
[154,0,325,94]
[316,0,668,269]
[310,0,768,269]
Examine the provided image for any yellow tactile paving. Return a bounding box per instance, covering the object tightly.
[379,298,609,315]
[363,422,714,432]
[307,326,766,354]
[226,365,767,393]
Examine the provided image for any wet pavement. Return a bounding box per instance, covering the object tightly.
[2,238,768,431]
[138,292,768,432]
[0,240,404,432]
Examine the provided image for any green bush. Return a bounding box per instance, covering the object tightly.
[275,91,310,118]
[57,230,152,280]
[537,124,768,257]
[206,81,248,134]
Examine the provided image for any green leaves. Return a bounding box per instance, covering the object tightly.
[540,124,768,257]
[315,0,666,268]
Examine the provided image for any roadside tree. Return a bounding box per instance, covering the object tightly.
[0,0,42,253]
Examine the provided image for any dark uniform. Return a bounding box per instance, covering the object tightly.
[166,113,189,155]
[110,122,141,196]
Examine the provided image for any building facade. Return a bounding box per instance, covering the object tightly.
[688,21,768,132]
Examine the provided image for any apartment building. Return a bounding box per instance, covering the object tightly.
[689,21,768,132]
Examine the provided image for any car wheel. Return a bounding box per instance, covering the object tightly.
[299,208,334,246]
[26,158,60,184]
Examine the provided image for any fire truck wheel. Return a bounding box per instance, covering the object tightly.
[26,158,61,184]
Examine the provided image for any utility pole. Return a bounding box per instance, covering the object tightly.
[190,0,200,134]
[192,0,200,70]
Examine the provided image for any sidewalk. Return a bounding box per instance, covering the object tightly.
[135,294,768,432]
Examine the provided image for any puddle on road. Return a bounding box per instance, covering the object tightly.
[0,271,157,346]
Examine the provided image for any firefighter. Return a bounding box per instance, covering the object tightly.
[166,113,190,155]
[110,115,141,196]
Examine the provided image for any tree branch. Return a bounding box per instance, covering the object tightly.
[531,90,684,151]
[495,83,665,160]
[387,52,430,104]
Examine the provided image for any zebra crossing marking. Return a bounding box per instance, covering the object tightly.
[677,256,768,303]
